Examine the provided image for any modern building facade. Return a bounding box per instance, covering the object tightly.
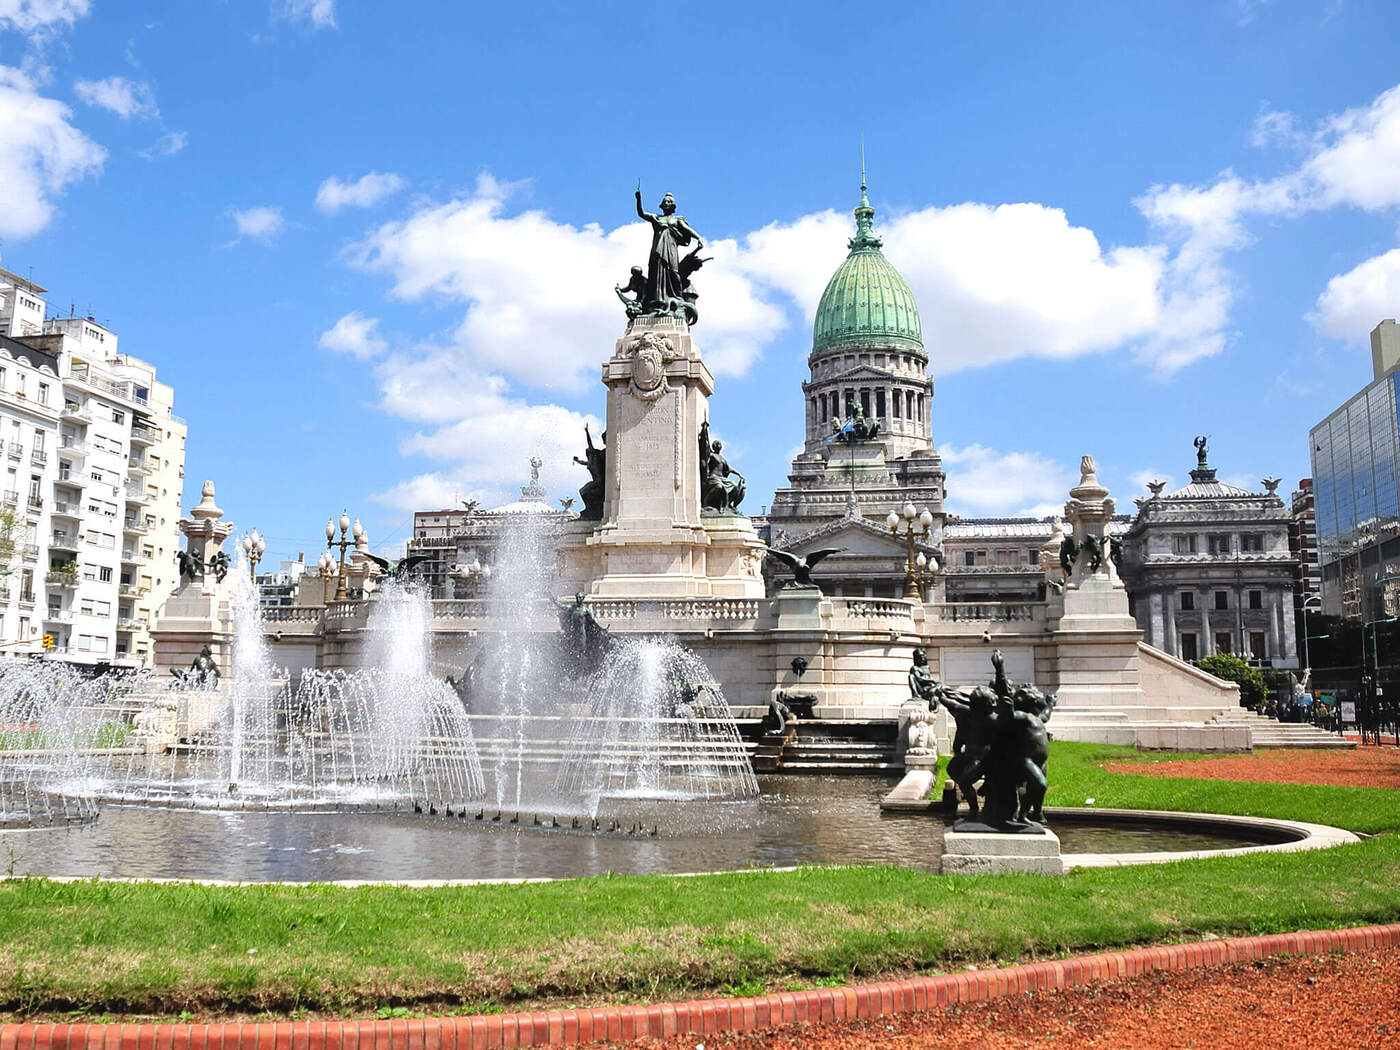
[1309,319,1400,619]
[0,264,187,668]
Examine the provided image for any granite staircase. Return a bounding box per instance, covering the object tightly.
[751,720,901,774]
[1208,709,1355,749]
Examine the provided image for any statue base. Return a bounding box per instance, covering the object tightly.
[942,826,1064,876]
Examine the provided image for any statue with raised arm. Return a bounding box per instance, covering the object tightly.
[635,186,704,319]
[1194,435,1210,469]
[573,424,606,521]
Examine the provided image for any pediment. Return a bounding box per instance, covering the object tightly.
[777,515,936,558]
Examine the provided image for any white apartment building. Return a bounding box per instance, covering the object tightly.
[0,264,187,669]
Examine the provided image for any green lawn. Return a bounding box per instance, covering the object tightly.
[1,741,1397,1021]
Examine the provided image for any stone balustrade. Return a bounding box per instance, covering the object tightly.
[930,601,1046,623]
[835,597,913,620]
[261,606,323,623]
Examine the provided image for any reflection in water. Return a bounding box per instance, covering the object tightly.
[1,777,1277,883]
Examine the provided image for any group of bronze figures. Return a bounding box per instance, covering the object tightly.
[571,418,747,519]
[175,548,230,586]
[909,648,1057,831]
[615,187,710,326]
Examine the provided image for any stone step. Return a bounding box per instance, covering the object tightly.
[774,760,903,773]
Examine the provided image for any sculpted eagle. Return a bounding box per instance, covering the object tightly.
[763,547,845,591]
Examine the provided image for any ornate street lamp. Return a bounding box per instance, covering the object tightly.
[887,502,936,601]
[455,557,492,598]
[317,550,337,603]
[325,512,364,602]
[240,529,266,582]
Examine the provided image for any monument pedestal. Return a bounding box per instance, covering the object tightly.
[150,481,236,677]
[559,314,765,599]
[943,826,1065,875]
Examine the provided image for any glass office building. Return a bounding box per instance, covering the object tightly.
[1310,360,1400,617]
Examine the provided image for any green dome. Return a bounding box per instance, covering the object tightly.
[811,182,923,358]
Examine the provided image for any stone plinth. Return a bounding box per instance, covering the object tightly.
[151,480,236,677]
[942,826,1065,875]
[559,314,764,599]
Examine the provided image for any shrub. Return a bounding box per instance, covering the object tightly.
[1195,652,1266,707]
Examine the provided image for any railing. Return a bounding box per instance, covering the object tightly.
[6,442,20,460]
[122,518,148,533]
[26,497,41,511]
[22,544,38,560]
[930,601,1045,622]
[2,490,17,506]
[61,403,90,422]
[49,533,78,549]
[44,610,73,623]
[116,618,147,631]
[118,583,145,597]
[129,424,157,443]
[52,501,75,516]
[55,474,82,487]
[120,548,148,563]
[125,483,149,501]
[261,606,323,624]
[407,536,458,549]
[30,450,47,467]
[836,597,914,619]
[59,438,86,454]
[45,570,78,587]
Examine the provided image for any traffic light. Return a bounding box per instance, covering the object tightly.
[41,633,53,650]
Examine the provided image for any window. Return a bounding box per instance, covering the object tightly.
[37,383,48,406]
[1214,591,1229,610]
[1249,631,1267,661]
[1179,590,1195,611]
[1214,631,1233,654]
[1180,633,1199,662]
[1174,534,1197,554]
[1208,534,1231,555]
[27,475,40,505]
[1248,590,1263,610]
[99,566,112,582]
[1240,534,1264,552]
[964,551,975,567]
[112,410,124,424]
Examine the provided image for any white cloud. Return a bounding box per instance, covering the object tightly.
[318,311,387,360]
[349,175,787,393]
[1250,107,1305,150]
[276,0,335,29]
[315,171,405,213]
[0,0,89,40]
[138,129,186,159]
[941,444,1076,517]
[0,64,104,239]
[1310,249,1400,339]
[368,372,599,513]
[74,76,157,119]
[230,205,284,244]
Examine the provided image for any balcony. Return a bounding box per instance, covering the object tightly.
[30,450,47,467]
[25,497,42,516]
[21,544,38,561]
[6,442,20,461]
[122,518,149,535]
[51,501,79,519]
[124,484,151,504]
[126,457,153,477]
[55,473,85,491]
[2,490,16,506]
[120,548,148,565]
[129,424,157,446]
[118,582,146,598]
[58,438,87,458]
[116,617,146,632]
[44,609,73,625]
[67,370,148,408]
[49,532,79,552]
[61,402,91,423]
[45,569,78,589]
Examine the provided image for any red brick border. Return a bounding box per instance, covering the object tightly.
[3,923,1398,1050]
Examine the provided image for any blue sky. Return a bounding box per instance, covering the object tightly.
[4,1,1400,564]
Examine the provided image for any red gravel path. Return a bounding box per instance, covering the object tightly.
[625,948,1400,1050]
[1105,746,1400,788]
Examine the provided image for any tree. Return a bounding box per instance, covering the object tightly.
[0,503,18,574]
[1195,652,1266,708]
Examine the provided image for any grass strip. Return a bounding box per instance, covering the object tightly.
[0,742,1396,1020]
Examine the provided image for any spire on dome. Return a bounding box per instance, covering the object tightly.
[850,145,881,252]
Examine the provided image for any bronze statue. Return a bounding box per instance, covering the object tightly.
[1081,534,1104,574]
[558,591,609,676]
[634,187,704,320]
[1058,533,1078,577]
[175,549,202,584]
[614,265,646,318]
[831,404,880,443]
[908,648,938,703]
[763,546,844,590]
[574,424,606,521]
[699,421,746,512]
[172,644,220,686]
[936,649,1059,831]
[1194,435,1210,468]
[360,551,431,581]
[207,550,230,583]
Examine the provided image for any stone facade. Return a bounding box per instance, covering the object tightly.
[1118,447,1298,669]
